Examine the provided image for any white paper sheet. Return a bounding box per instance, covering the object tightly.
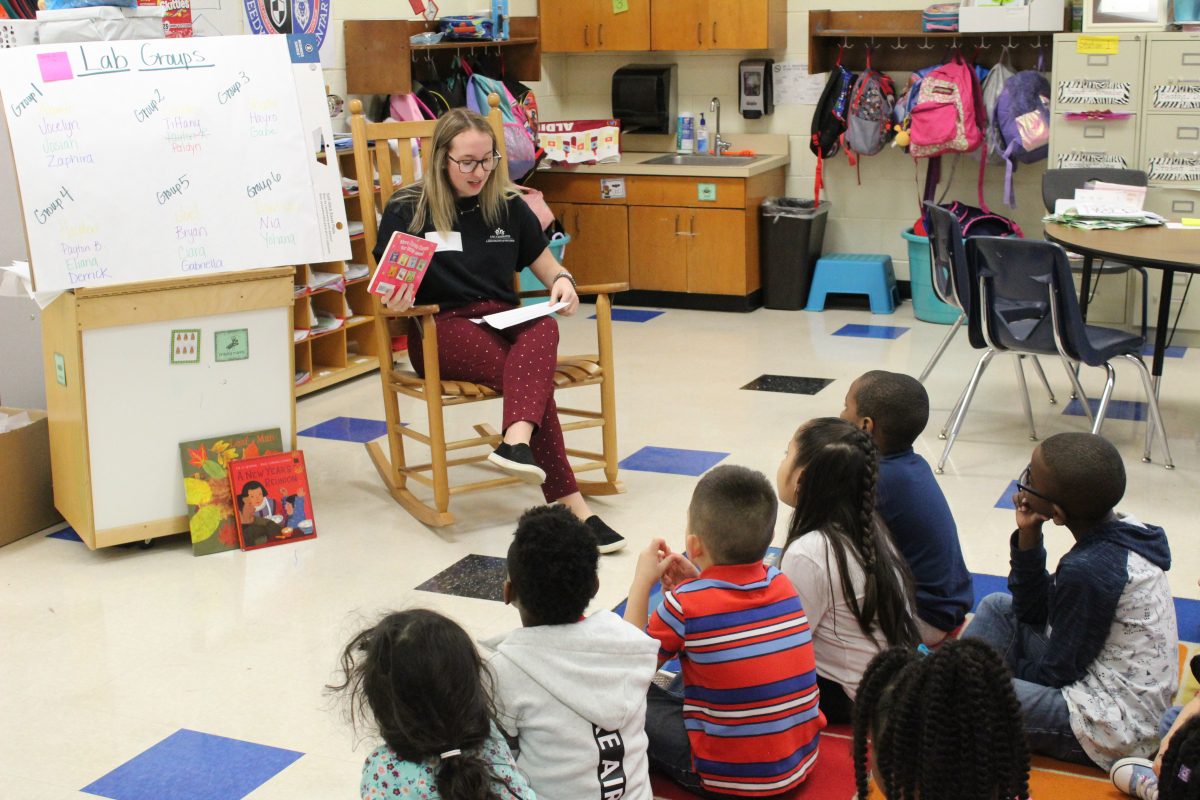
[0,261,64,309]
[475,301,568,330]
[773,62,825,106]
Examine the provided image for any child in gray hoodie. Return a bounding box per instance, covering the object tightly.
[484,506,659,800]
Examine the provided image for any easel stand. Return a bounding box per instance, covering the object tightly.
[41,268,296,549]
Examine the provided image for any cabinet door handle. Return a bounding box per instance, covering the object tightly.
[697,22,703,46]
[690,214,696,236]
[584,24,590,47]
[574,210,580,233]
[673,214,681,235]
[712,21,717,44]
[598,23,604,47]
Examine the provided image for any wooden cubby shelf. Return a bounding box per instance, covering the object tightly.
[808,10,1061,73]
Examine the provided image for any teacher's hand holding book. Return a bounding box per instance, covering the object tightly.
[380,282,416,313]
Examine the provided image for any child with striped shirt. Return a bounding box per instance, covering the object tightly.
[624,465,826,798]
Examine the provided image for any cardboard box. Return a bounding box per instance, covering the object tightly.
[960,0,1065,32]
[0,408,62,547]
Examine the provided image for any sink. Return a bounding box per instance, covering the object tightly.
[642,154,758,167]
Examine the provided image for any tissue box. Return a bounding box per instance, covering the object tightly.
[0,408,62,547]
[959,0,1065,31]
[37,6,166,43]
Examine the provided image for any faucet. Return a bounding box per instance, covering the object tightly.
[710,97,731,155]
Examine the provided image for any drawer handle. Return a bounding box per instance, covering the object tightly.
[584,24,589,47]
[673,214,680,235]
[598,23,604,47]
[697,22,703,45]
[712,21,717,44]
[1083,125,1107,139]
[1172,200,1196,213]
[1183,53,1200,66]
[1178,126,1200,140]
[1086,55,1110,67]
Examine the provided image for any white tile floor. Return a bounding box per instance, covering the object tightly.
[2,302,1197,799]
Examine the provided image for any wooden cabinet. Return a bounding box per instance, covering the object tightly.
[651,0,785,51]
[549,201,631,287]
[541,0,650,53]
[533,168,784,310]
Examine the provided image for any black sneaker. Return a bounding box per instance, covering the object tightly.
[585,515,626,554]
[488,442,546,484]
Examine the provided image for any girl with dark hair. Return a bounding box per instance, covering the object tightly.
[776,417,919,723]
[852,638,1032,800]
[330,610,535,800]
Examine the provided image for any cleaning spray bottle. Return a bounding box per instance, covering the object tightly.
[697,113,710,156]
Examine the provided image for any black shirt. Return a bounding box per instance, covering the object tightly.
[373,192,548,310]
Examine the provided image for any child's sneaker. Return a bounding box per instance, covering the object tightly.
[488,442,546,484]
[1110,756,1159,800]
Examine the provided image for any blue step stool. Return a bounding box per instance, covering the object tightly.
[805,253,899,314]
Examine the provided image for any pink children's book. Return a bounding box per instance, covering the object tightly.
[367,230,438,299]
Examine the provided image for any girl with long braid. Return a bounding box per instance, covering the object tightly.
[776,417,920,723]
[852,638,1032,800]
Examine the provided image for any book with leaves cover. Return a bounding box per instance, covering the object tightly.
[178,429,284,556]
[228,450,316,551]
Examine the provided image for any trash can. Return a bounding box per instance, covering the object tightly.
[902,227,959,324]
[519,233,571,306]
[760,199,830,310]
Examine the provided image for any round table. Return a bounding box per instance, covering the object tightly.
[1044,222,1200,382]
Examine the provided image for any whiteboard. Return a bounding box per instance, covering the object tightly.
[0,35,349,293]
[82,305,293,531]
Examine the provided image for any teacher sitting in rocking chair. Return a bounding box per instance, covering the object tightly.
[374,108,625,554]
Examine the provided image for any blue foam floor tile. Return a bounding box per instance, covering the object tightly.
[82,729,302,800]
[1142,343,1186,359]
[970,574,1011,613]
[995,480,1020,510]
[1062,397,1148,422]
[47,526,83,542]
[297,416,389,443]
[832,324,909,340]
[618,446,729,477]
[589,308,664,323]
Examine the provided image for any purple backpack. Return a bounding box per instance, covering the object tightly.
[995,71,1051,207]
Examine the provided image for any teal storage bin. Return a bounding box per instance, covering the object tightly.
[902,228,959,325]
[519,234,571,306]
[1175,0,1200,22]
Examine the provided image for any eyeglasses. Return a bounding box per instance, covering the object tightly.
[1016,465,1063,510]
[447,153,502,173]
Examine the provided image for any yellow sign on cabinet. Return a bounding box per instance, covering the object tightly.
[1077,36,1119,55]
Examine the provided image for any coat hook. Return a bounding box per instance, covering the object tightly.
[892,36,908,50]
[918,36,935,50]
[841,36,854,49]
[977,36,991,49]
[1008,35,1017,48]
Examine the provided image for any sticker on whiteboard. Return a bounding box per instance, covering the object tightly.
[600,178,626,199]
[286,34,320,63]
[1056,151,1128,169]
[171,329,202,365]
[215,329,250,361]
[1076,36,1119,55]
[36,52,73,83]
[1148,154,1200,183]
[1057,79,1131,106]
[1154,83,1200,110]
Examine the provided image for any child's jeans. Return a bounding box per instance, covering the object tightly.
[644,677,732,800]
[965,592,1097,767]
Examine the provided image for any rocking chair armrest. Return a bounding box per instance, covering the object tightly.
[576,282,629,296]
[376,303,441,318]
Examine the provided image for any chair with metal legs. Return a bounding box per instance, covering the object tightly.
[943,237,1172,471]
[922,205,1065,473]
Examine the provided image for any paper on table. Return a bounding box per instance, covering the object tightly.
[0,410,32,433]
[1165,222,1200,230]
[474,301,568,330]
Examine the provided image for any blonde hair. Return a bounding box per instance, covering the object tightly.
[405,108,516,236]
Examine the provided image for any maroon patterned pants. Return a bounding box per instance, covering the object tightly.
[408,300,577,502]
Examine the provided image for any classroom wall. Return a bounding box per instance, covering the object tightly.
[324,0,1051,279]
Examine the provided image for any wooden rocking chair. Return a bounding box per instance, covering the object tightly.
[348,96,628,527]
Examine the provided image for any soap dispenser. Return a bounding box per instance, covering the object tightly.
[696,113,710,156]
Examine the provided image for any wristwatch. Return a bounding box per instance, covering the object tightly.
[551,270,577,289]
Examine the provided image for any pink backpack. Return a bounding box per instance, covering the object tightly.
[908,54,986,158]
[388,93,436,122]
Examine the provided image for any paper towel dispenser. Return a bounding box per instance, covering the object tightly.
[612,64,677,135]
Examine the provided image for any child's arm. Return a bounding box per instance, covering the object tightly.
[624,539,670,628]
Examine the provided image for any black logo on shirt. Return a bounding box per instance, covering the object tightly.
[593,725,627,799]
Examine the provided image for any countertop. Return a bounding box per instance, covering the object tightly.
[538,151,791,179]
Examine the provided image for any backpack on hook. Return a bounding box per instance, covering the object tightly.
[809,48,856,203]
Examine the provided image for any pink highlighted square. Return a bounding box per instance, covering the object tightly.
[38,52,74,82]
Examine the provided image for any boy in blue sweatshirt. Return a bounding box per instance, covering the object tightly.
[840,370,973,645]
[966,432,1178,769]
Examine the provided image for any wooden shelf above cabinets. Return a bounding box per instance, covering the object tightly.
[344,17,541,95]
[808,10,1060,73]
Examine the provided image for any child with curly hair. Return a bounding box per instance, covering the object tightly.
[331,609,534,800]
[853,638,1032,800]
